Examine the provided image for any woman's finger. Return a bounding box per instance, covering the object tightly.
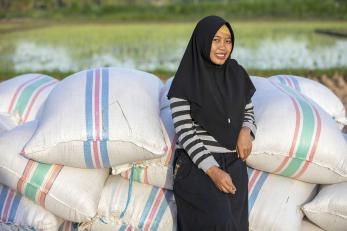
[223,177,237,193]
[218,185,229,193]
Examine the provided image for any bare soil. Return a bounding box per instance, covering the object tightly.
[311,74,347,132]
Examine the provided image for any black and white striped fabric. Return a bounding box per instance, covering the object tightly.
[169,97,256,173]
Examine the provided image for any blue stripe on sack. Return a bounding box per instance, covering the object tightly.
[100,68,110,167]
[100,141,110,167]
[84,70,94,168]
[8,193,21,222]
[290,76,301,92]
[0,186,9,215]
[102,68,109,140]
[138,187,159,229]
[118,224,127,231]
[150,190,174,231]
[247,167,253,177]
[85,70,94,140]
[278,76,286,85]
[248,171,268,214]
[83,141,93,168]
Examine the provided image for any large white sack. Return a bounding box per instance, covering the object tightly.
[0,184,60,231]
[302,182,347,231]
[301,218,325,231]
[247,76,347,184]
[97,175,177,231]
[116,77,176,190]
[248,167,317,231]
[0,74,58,125]
[22,67,168,169]
[270,75,346,128]
[0,121,108,222]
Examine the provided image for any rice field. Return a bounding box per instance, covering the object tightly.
[0,20,347,79]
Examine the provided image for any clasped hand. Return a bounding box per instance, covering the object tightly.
[206,127,252,194]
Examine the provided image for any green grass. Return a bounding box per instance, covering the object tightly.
[2,0,347,21]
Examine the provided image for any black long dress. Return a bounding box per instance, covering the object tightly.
[173,149,249,231]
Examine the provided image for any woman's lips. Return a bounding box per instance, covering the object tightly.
[215,53,226,60]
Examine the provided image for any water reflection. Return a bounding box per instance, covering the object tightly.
[12,36,347,73]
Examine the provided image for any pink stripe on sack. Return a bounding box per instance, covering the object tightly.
[8,75,42,113]
[2,190,15,222]
[94,69,101,141]
[92,141,101,168]
[248,170,261,193]
[17,160,36,193]
[144,189,165,231]
[164,135,177,166]
[22,81,57,123]
[38,165,63,207]
[292,105,322,179]
[144,167,149,184]
[271,82,301,173]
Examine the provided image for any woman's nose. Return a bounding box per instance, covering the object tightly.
[219,41,227,49]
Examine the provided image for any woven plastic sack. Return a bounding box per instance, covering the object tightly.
[270,75,346,129]
[22,67,167,169]
[0,121,108,222]
[0,184,60,231]
[0,74,58,125]
[302,182,347,231]
[247,76,347,184]
[97,175,176,231]
[248,167,317,231]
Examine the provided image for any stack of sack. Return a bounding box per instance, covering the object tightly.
[0,68,169,230]
[113,74,347,231]
[1,69,346,231]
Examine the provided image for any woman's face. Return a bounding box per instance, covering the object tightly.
[209,26,232,65]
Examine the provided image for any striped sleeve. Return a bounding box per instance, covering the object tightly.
[169,97,219,173]
[242,99,257,140]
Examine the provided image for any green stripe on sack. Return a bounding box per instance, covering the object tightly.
[24,163,52,202]
[12,77,52,117]
[279,84,316,177]
[133,166,144,182]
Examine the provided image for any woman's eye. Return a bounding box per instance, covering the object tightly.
[213,38,219,42]
[226,40,231,44]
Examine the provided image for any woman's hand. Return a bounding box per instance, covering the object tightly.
[207,166,236,194]
[236,127,252,161]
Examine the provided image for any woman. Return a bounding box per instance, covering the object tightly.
[167,16,257,231]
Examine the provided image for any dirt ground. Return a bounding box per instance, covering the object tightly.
[311,74,347,133]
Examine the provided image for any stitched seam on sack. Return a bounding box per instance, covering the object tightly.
[303,208,347,219]
[25,139,166,156]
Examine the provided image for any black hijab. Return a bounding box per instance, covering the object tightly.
[167,15,256,151]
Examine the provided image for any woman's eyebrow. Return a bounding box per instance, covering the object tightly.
[214,35,231,39]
